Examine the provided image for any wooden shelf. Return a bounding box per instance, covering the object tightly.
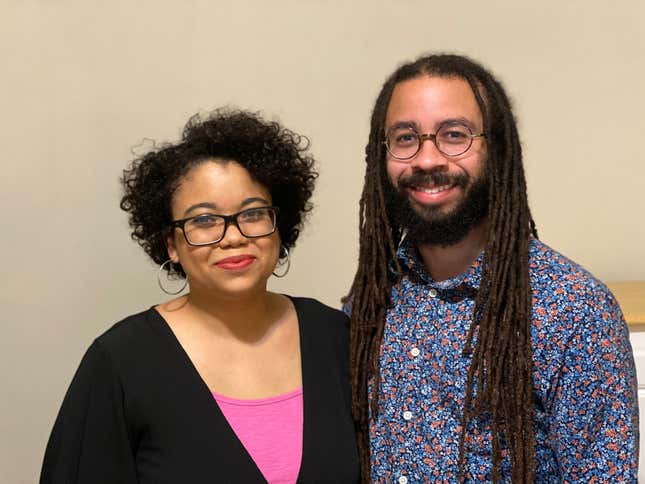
[607,281,645,330]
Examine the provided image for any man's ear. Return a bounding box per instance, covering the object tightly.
[166,233,180,264]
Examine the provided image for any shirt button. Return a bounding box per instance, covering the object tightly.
[428,288,438,298]
[402,411,413,421]
[398,476,408,484]
[410,347,420,357]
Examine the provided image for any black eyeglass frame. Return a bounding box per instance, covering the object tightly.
[170,205,280,246]
[383,121,486,161]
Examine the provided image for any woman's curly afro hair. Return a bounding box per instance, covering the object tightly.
[120,108,318,277]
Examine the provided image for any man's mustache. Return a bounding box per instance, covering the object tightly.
[397,170,469,190]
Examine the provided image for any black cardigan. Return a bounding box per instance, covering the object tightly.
[41,297,359,483]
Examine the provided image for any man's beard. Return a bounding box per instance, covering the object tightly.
[386,168,489,247]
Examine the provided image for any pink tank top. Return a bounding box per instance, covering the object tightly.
[213,388,303,484]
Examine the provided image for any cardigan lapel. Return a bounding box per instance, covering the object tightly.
[292,297,335,484]
[146,308,268,483]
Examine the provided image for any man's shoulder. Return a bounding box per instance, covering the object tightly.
[529,239,605,290]
[528,239,619,316]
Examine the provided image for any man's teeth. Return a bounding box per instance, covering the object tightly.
[414,184,451,194]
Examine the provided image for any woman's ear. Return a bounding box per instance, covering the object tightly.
[166,233,180,264]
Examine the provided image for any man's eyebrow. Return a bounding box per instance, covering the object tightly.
[387,117,479,132]
[387,120,418,131]
[438,117,478,130]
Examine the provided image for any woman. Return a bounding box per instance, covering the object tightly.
[40,109,359,483]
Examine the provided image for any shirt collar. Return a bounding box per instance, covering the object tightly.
[393,237,484,291]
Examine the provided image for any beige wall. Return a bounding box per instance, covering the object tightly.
[2,1,644,482]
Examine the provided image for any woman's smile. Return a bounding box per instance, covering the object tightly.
[215,254,257,271]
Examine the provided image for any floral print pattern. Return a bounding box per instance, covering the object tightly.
[366,239,638,483]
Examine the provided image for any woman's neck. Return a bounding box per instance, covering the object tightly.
[165,288,288,344]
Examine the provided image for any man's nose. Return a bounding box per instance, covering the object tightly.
[410,136,449,172]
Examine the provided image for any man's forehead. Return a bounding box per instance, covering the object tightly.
[385,75,483,129]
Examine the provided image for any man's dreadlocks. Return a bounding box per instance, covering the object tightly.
[347,54,538,482]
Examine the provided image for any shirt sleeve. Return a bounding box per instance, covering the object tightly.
[548,287,639,481]
[40,340,138,484]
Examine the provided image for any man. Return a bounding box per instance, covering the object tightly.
[346,54,638,482]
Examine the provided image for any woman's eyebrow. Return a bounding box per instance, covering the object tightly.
[183,202,218,216]
[183,197,270,217]
[240,197,271,208]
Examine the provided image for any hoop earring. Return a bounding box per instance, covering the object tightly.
[272,246,290,278]
[158,260,188,295]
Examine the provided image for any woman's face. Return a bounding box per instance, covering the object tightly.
[166,159,281,299]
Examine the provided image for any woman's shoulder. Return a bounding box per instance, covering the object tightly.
[287,295,349,335]
[288,295,347,318]
[92,307,166,357]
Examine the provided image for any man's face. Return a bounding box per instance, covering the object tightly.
[384,75,489,246]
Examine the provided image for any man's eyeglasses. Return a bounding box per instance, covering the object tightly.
[384,122,485,161]
[170,206,279,246]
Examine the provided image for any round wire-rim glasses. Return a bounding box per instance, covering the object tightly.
[170,206,279,246]
[384,121,485,161]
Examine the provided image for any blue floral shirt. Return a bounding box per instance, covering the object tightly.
[363,238,638,483]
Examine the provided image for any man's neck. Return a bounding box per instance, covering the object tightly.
[416,221,487,282]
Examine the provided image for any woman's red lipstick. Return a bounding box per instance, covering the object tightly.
[215,255,256,271]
